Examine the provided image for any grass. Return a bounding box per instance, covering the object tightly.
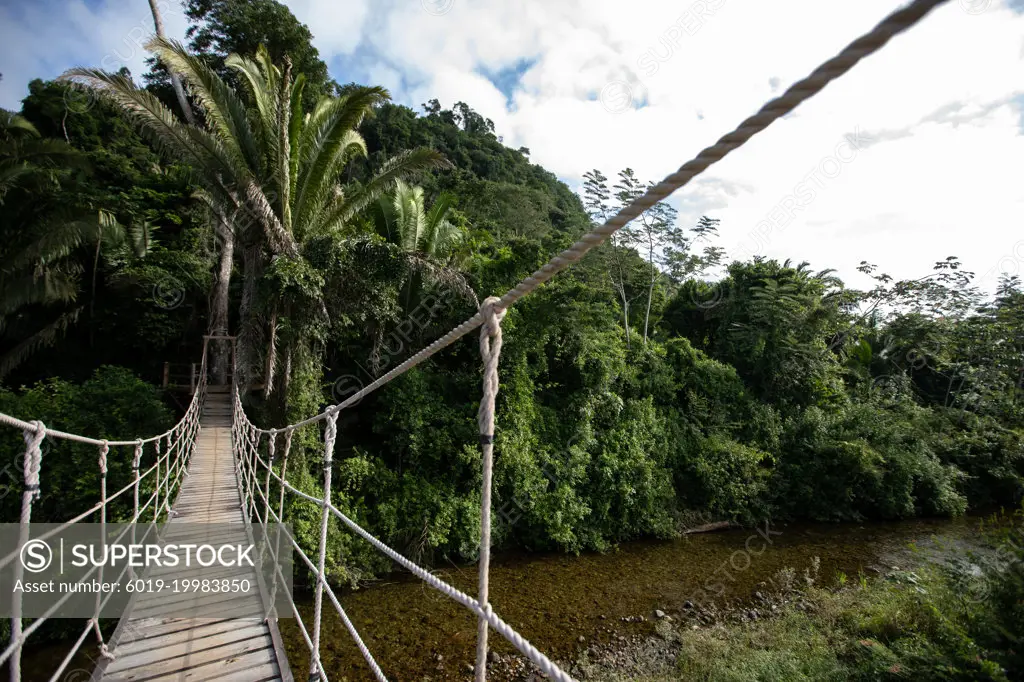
[620,562,1011,682]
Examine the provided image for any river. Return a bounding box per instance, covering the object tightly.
[276,517,973,681]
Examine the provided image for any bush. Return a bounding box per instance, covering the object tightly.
[0,366,173,523]
[773,401,967,522]
[927,411,1024,510]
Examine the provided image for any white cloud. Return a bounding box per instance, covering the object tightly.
[0,0,188,106]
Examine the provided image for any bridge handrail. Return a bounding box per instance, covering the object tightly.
[0,341,209,682]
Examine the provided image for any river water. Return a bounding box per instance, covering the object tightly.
[277,517,972,681]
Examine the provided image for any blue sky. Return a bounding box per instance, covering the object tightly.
[2,0,1023,296]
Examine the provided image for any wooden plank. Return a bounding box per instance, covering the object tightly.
[104,637,275,681]
[112,617,240,642]
[104,625,269,674]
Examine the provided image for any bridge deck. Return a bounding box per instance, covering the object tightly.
[94,391,292,682]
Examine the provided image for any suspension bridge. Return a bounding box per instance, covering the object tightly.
[0,1,953,679]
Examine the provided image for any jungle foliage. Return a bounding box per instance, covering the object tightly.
[0,0,1021,591]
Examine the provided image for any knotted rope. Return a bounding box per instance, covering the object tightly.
[475,297,506,681]
[309,412,339,682]
[22,422,45,507]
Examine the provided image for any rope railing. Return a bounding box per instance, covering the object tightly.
[0,342,209,682]
[230,1,949,680]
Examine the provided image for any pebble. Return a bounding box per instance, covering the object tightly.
[578,635,586,643]
[654,609,666,619]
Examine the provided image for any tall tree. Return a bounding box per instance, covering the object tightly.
[583,168,633,348]
[370,180,475,309]
[147,0,196,125]
[612,168,680,344]
[64,39,446,394]
[145,0,337,111]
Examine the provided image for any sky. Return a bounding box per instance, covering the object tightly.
[1,0,1022,297]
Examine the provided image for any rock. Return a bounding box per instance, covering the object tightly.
[435,654,443,662]
[599,614,606,620]
[578,635,586,643]
[664,615,673,622]
[683,601,694,609]
[691,624,699,630]
[654,609,666,619]
[466,664,474,673]
[488,650,500,664]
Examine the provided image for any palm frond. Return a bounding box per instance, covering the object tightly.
[225,52,277,151]
[405,255,479,308]
[288,74,306,202]
[276,58,293,234]
[0,308,83,381]
[313,148,451,233]
[146,37,263,175]
[293,86,388,227]
[0,268,80,317]
[0,110,40,138]
[59,68,248,202]
[422,191,463,258]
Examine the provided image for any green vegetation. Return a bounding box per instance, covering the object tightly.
[0,0,1021,637]
[611,514,1024,682]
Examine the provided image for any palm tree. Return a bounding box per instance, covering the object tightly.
[0,111,125,378]
[367,180,476,371]
[372,180,473,302]
[62,38,448,392]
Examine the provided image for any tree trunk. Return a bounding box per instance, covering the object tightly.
[90,237,102,348]
[608,239,631,349]
[237,243,263,393]
[147,0,196,126]
[263,309,277,399]
[644,274,655,344]
[618,284,631,349]
[209,221,233,385]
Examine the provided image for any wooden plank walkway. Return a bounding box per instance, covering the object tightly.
[94,390,293,682]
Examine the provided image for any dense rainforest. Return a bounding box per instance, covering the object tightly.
[1,0,1022,597]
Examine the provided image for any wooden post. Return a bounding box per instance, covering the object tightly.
[163,362,170,388]
[190,363,197,394]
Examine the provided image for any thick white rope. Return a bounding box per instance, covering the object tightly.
[9,422,44,682]
[308,411,338,682]
[475,297,505,681]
